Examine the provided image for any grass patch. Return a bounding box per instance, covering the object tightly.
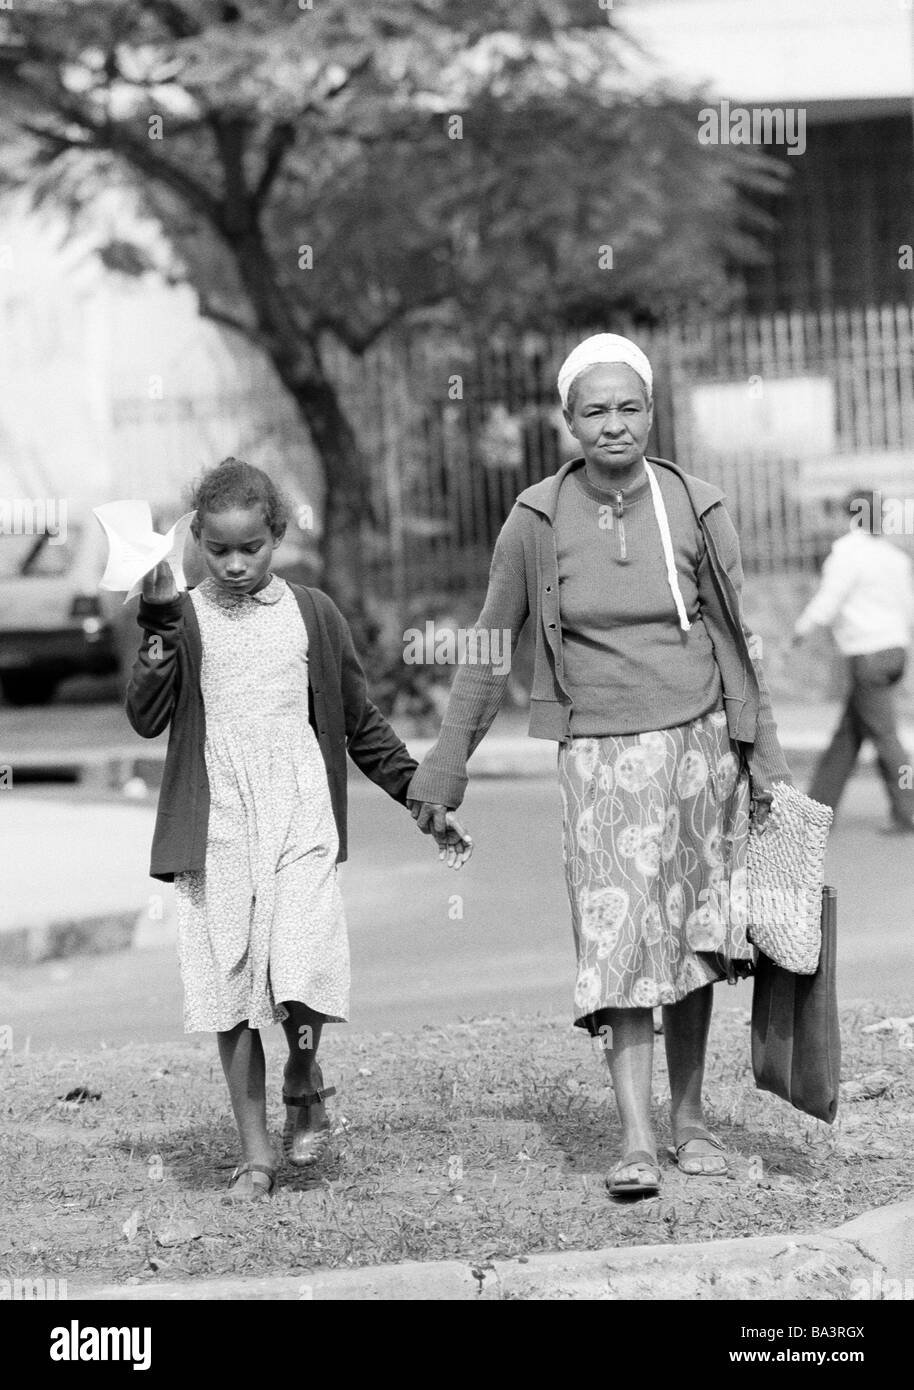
[2,1001,912,1286]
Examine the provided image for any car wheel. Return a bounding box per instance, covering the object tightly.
[0,672,59,706]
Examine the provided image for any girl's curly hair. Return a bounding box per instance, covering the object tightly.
[190,457,290,539]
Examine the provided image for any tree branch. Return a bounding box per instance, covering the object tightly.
[252,121,295,209]
[250,52,373,211]
[0,63,223,228]
[322,51,373,101]
[197,295,261,343]
[316,299,412,356]
[206,113,254,226]
[17,121,90,156]
[140,1,201,41]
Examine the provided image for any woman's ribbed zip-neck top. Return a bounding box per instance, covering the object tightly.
[555,462,722,734]
[407,455,793,812]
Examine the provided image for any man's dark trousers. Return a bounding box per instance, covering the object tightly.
[809,646,914,825]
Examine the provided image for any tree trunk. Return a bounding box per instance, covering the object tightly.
[225,226,372,627]
[289,374,370,623]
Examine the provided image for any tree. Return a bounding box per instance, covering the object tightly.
[0,0,781,622]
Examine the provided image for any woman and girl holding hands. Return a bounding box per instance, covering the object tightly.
[127,332,788,1200]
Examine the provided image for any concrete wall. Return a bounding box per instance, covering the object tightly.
[0,203,323,523]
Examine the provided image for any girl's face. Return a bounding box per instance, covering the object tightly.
[197,506,282,595]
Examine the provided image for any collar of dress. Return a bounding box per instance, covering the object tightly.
[202,574,286,607]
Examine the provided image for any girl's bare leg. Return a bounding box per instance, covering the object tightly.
[280,1002,330,1155]
[217,1022,276,1192]
[599,1007,657,1180]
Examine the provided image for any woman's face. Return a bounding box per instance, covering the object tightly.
[197,506,282,595]
[563,363,653,471]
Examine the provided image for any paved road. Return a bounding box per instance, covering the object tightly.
[5,689,914,757]
[1,770,911,1055]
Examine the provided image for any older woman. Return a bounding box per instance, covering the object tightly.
[407,333,792,1196]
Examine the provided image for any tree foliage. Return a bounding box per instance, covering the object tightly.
[0,0,782,613]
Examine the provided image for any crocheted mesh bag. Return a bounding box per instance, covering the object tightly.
[747,782,833,975]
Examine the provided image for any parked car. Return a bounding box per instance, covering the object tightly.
[0,507,321,705]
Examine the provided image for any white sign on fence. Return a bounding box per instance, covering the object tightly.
[690,376,836,458]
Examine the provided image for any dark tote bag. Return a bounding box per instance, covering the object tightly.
[750,885,841,1124]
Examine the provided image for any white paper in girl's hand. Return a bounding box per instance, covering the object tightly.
[92,501,197,603]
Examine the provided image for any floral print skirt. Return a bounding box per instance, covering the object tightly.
[558,704,753,1031]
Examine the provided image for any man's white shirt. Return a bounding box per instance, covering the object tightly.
[794,529,914,656]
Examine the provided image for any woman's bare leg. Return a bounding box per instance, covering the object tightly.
[599,1007,656,1179]
[217,1022,275,1192]
[662,983,724,1171]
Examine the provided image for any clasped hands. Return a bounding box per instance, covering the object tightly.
[407,799,474,869]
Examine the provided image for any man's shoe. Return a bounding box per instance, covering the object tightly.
[880,817,914,835]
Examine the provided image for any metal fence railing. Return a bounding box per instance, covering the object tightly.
[106,304,914,599]
[324,305,914,595]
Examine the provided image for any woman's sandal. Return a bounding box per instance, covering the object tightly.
[605,1150,661,1197]
[668,1126,729,1176]
[225,1162,277,1200]
[282,1075,336,1168]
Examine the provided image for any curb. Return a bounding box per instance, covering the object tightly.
[0,910,141,968]
[7,746,166,791]
[0,898,177,968]
[5,729,888,792]
[68,1199,914,1301]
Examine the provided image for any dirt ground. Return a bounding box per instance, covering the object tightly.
[1,1001,912,1287]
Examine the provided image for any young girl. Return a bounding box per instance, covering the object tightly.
[127,457,472,1199]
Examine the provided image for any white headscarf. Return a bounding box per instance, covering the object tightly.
[558,334,690,633]
[557,332,653,410]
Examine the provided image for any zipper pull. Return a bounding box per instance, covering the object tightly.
[615,492,626,559]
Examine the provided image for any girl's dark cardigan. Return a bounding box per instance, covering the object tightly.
[126,582,418,882]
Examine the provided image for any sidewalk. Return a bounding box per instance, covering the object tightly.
[1,698,912,963]
[0,798,165,963]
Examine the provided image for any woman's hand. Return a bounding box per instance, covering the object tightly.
[436,813,474,870]
[407,799,473,867]
[407,798,449,839]
[750,788,780,834]
[141,561,178,606]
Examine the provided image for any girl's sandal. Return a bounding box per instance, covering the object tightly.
[225,1163,276,1200]
[282,1079,337,1168]
[668,1127,729,1176]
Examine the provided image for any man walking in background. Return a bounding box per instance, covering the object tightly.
[793,487,914,832]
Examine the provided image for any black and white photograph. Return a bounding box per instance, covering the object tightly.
[0,0,912,1343]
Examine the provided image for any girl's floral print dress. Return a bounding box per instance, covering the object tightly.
[174,575,349,1033]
